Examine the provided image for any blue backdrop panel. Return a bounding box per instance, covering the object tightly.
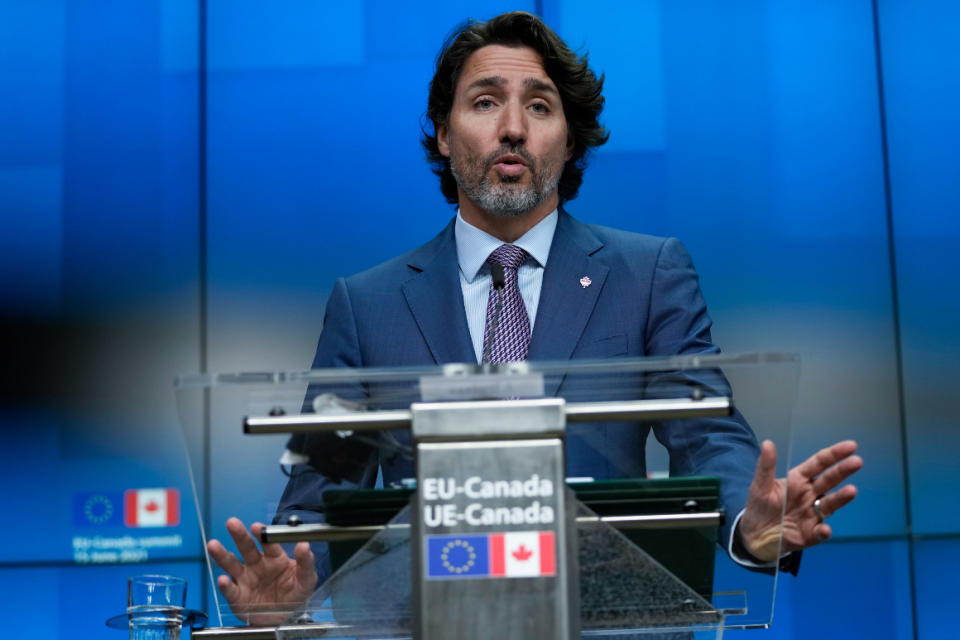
[914,539,960,638]
[0,0,203,574]
[62,0,173,312]
[879,0,960,535]
[208,0,364,70]
[0,0,64,168]
[0,1,64,315]
[550,0,666,153]
[363,0,535,62]
[723,540,914,639]
[0,409,201,566]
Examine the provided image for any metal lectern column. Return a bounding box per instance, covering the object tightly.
[410,398,575,640]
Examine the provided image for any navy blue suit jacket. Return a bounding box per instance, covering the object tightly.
[279,210,761,568]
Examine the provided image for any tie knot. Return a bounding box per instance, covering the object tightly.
[487,244,528,270]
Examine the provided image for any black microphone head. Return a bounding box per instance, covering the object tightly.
[490,263,506,289]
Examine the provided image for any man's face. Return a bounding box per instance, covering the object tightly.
[437,45,572,217]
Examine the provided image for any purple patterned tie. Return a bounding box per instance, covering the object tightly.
[483,244,531,363]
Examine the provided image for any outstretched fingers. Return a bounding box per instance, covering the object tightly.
[795,440,858,481]
[227,518,264,567]
[812,454,863,496]
[207,537,245,581]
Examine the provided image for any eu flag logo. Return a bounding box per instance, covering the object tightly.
[73,492,124,527]
[426,535,490,579]
[425,531,557,580]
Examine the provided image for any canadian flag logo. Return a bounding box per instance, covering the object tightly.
[490,531,555,577]
[124,488,180,527]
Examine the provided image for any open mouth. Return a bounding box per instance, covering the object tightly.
[492,153,528,177]
[494,154,527,167]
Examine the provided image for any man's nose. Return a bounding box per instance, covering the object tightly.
[498,101,527,145]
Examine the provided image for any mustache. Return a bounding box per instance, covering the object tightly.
[483,145,535,171]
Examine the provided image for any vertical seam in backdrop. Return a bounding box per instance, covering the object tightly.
[870,1,918,638]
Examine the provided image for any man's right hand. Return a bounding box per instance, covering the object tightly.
[206,517,317,626]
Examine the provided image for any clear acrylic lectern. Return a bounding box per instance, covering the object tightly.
[175,353,798,639]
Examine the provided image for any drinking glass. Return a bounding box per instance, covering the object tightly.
[127,575,187,640]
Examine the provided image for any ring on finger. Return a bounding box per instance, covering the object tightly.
[812,496,826,522]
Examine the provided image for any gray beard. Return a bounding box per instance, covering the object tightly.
[449,147,562,217]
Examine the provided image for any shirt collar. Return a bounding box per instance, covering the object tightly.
[455,209,558,283]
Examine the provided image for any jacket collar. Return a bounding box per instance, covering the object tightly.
[400,211,609,392]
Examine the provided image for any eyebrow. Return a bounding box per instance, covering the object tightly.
[464,75,559,97]
[524,78,559,96]
[465,75,506,92]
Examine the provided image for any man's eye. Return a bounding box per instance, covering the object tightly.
[475,99,495,110]
[530,102,550,114]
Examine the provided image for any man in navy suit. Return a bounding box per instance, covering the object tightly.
[207,12,862,623]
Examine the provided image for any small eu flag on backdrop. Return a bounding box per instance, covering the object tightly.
[73,492,125,527]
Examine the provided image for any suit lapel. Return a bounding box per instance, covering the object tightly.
[400,212,608,376]
[401,220,476,364]
[529,212,608,396]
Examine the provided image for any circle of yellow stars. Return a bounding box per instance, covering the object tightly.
[441,539,477,574]
[84,494,114,525]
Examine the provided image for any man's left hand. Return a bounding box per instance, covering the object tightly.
[738,439,863,562]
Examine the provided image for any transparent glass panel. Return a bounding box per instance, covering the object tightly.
[175,352,797,635]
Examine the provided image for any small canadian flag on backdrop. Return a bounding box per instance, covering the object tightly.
[124,488,180,527]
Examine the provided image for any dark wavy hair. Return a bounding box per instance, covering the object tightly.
[422,11,609,205]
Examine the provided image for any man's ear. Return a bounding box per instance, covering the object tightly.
[437,122,450,158]
[565,132,574,162]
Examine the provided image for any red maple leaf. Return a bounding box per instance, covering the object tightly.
[512,545,533,561]
[144,500,159,512]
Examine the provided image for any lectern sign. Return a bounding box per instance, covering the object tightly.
[411,399,575,640]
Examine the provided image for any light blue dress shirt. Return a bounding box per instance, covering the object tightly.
[455,209,558,363]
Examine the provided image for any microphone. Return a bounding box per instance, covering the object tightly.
[482,263,506,364]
